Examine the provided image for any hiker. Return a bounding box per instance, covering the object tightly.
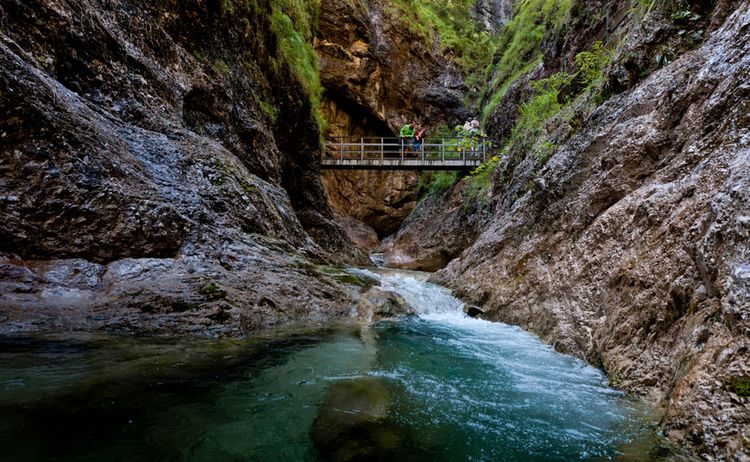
[468,120,486,157]
[413,126,426,157]
[399,121,415,157]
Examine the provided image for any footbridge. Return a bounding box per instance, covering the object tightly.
[321,137,489,170]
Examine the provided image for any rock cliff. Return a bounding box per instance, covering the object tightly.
[0,0,369,335]
[389,1,749,458]
[378,179,487,271]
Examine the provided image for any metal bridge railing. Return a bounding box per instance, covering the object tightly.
[321,136,489,170]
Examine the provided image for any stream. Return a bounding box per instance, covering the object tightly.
[0,268,682,461]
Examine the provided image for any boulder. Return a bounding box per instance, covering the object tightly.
[357,287,416,323]
[310,377,427,462]
[464,305,485,319]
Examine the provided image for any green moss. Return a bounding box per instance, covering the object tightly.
[213,58,231,77]
[200,282,228,299]
[480,0,572,120]
[317,266,373,287]
[728,377,750,397]
[259,100,279,124]
[239,181,260,194]
[268,0,325,131]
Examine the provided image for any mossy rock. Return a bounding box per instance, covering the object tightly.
[317,266,377,288]
[727,377,750,397]
[199,282,228,300]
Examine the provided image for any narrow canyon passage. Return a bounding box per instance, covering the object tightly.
[0,269,683,462]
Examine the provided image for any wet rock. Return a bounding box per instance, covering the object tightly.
[333,213,380,253]
[357,287,416,323]
[378,179,488,271]
[311,377,425,462]
[464,305,485,318]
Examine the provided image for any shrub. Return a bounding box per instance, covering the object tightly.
[465,154,500,205]
[418,171,462,199]
[574,41,611,87]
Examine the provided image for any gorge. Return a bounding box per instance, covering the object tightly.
[1,0,748,460]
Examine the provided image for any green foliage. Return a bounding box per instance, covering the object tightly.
[465,154,500,205]
[268,0,325,131]
[483,58,541,124]
[481,0,573,122]
[259,100,279,124]
[509,74,566,150]
[574,41,611,87]
[465,39,611,206]
[728,377,750,397]
[386,0,504,95]
[654,46,673,68]
[221,0,235,16]
[452,125,492,154]
[418,171,461,199]
[671,8,702,22]
[505,42,609,160]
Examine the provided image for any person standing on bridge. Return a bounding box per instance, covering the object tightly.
[399,121,415,157]
[414,126,426,157]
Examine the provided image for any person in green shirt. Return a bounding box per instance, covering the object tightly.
[399,122,415,157]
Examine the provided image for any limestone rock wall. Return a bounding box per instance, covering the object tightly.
[377,179,488,271]
[472,0,515,33]
[0,0,368,335]
[321,169,419,239]
[428,4,750,458]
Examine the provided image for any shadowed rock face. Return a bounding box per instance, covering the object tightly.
[0,0,369,335]
[321,169,420,239]
[377,179,488,271]
[423,4,750,458]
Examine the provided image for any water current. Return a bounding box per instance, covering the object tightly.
[0,268,684,461]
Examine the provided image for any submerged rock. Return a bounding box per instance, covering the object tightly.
[311,377,426,462]
[357,287,416,324]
